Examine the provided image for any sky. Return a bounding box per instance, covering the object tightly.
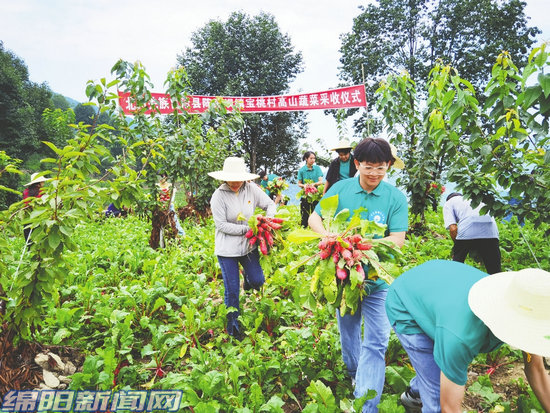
[1,0,549,154]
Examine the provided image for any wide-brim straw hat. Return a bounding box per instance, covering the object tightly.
[331,139,354,151]
[389,144,405,169]
[25,172,48,186]
[208,157,259,181]
[468,268,550,357]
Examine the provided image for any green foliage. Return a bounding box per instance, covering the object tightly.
[0,41,57,162]
[177,11,307,176]
[287,194,402,315]
[339,0,539,131]
[428,45,550,228]
[374,43,550,231]
[1,202,548,410]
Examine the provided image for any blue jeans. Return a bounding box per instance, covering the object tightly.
[337,289,391,413]
[217,250,265,332]
[395,332,441,413]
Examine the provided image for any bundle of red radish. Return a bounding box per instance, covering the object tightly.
[244,214,286,255]
[317,233,373,282]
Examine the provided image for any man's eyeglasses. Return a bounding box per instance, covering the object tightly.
[358,163,388,175]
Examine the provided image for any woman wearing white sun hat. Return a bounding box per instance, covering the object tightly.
[385,260,550,412]
[209,157,276,339]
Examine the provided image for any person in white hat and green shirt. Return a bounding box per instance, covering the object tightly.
[323,139,358,195]
[208,157,276,340]
[386,259,550,412]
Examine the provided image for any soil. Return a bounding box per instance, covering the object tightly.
[0,325,85,397]
[463,359,530,411]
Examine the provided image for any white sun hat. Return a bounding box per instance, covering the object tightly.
[24,172,48,186]
[208,157,260,181]
[468,268,550,357]
[389,144,405,169]
[331,139,354,151]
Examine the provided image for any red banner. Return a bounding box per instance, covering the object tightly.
[118,84,367,115]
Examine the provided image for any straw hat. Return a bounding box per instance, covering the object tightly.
[208,157,259,181]
[25,172,48,186]
[331,139,354,151]
[389,144,405,169]
[468,268,550,357]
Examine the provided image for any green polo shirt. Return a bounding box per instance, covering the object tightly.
[385,260,502,385]
[315,177,408,293]
[339,159,351,180]
[297,164,323,184]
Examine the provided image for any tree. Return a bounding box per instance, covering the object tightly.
[338,0,540,229]
[52,94,70,110]
[340,0,539,106]
[177,11,306,176]
[0,42,56,164]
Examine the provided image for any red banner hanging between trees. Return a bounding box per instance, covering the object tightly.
[118,84,367,115]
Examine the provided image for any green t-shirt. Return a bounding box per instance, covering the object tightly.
[315,177,408,294]
[385,259,502,385]
[297,164,323,184]
[339,159,351,180]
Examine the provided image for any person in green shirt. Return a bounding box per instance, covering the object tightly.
[323,139,357,195]
[297,151,324,227]
[386,260,550,412]
[309,138,408,413]
[257,170,281,203]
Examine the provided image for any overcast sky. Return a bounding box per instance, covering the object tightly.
[1,0,549,153]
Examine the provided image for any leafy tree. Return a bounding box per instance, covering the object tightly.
[338,0,540,228]
[340,0,539,107]
[377,44,550,231]
[177,11,306,176]
[52,93,70,110]
[0,42,56,164]
[74,103,97,124]
[429,46,550,229]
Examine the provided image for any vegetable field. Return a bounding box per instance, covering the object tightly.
[2,205,548,412]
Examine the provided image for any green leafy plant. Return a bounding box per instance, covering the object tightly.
[287,194,402,315]
[296,179,325,203]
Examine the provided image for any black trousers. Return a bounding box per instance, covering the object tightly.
[300,198,318,228]
[452,238,502,274]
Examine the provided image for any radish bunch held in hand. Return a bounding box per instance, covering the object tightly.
[287,194,403,315]
[296,179,324,203]
[318,233,372,282]
[244,214,285,255]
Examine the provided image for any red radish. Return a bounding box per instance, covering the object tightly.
[258,237,268,255]
[319,248,331,259]
[341,249,353,260]
[355,264,365,280]
[356,243,372,251]
[264,231,274,247]
[336,266,347,280]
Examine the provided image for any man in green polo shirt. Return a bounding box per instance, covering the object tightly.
[309,138,408,413]
[386,259,550,412]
